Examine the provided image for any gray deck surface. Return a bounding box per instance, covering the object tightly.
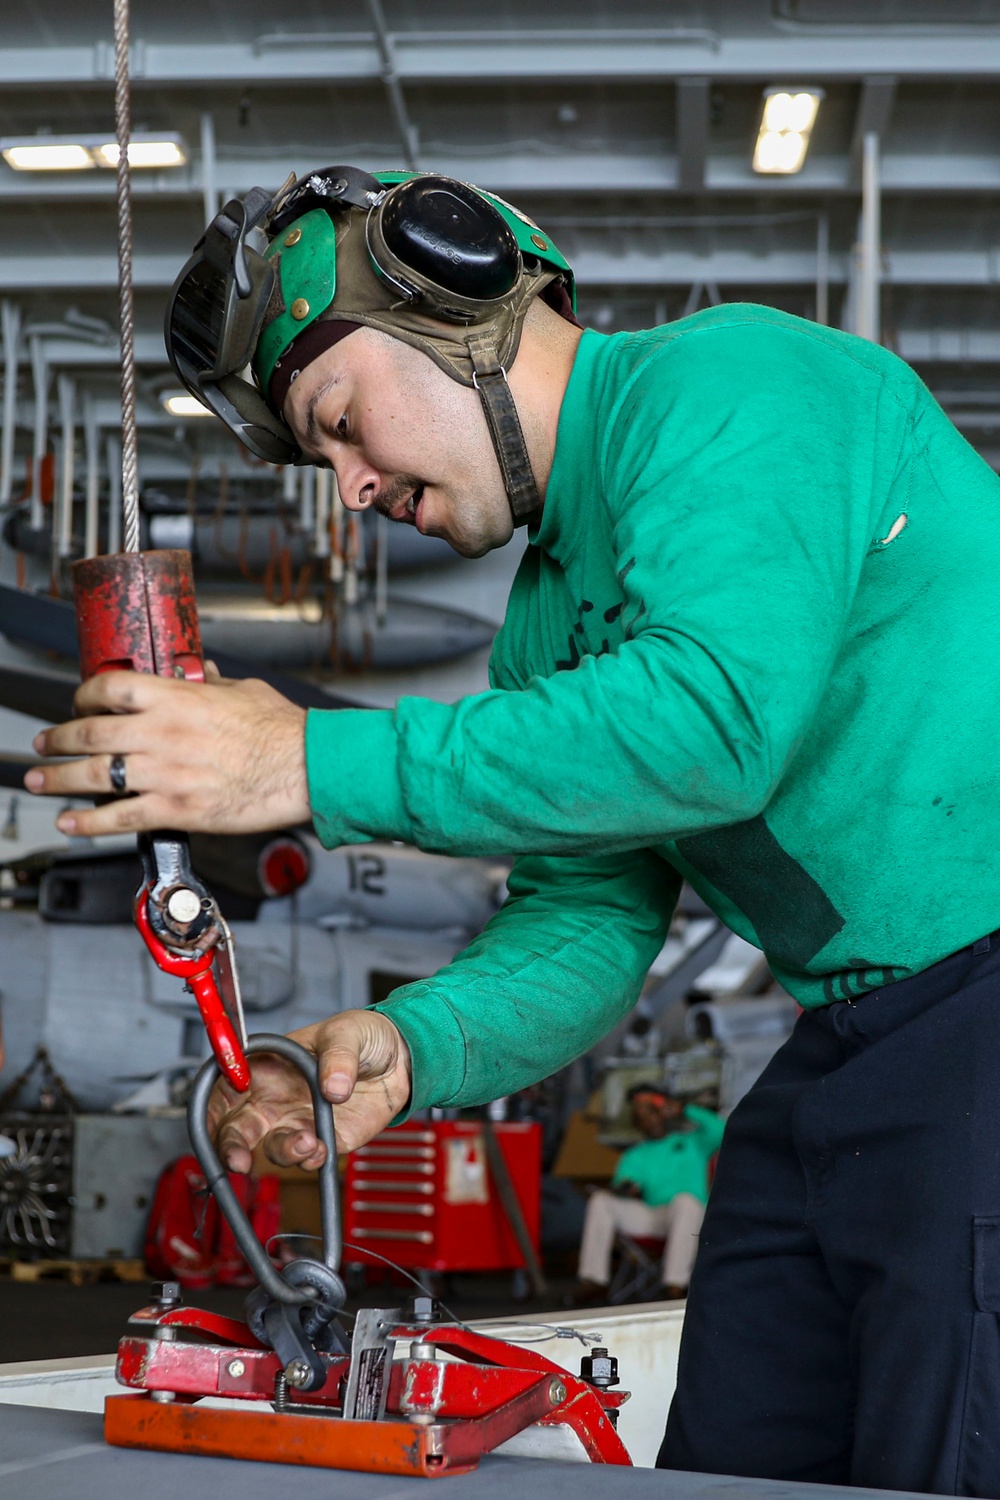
[0,1403,928,1500]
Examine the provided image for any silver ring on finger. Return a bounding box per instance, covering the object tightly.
[109,754,128,795]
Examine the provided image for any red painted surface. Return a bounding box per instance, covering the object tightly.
[72,550,205,683]
[109,1315,632,1473]
[344,1121,542,1274]
[143,1156,280,1288]
[134,890,250,1092]
[258,836,311,897]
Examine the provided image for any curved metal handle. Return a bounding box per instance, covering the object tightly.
[187,1033,341,1306]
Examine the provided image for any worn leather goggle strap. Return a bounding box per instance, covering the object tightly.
[467,334,540,525]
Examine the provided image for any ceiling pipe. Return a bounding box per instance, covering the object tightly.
[856,131,881,343]
[83,396,100,558]
[200,111,219,226]
[375,511,389,627]
[56,374,76,559]
[298,463,315,533]
[362,0,419,170]
[329,469,344,585]
[314,466,331,559]
[0,301,20,505]
[105,432,121,554]
[28,334,49,530]
[815,211,829,326]
[676,77,710,193]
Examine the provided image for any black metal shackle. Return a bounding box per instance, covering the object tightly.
[187,1032,342,1305]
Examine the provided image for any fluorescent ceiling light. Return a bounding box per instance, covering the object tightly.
[98,140,186,169]
[3,142,95,171]
[161,391,212,418]
[752,88,824,175]
[1,133,187,172]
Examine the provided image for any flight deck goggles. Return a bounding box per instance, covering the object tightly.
[164,166,576,522]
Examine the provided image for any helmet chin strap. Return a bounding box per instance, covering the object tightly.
[467,334,540,526]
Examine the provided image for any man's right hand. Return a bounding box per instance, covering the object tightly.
[207,1009,412,1172]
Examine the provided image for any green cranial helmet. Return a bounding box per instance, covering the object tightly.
[164,165,576,525]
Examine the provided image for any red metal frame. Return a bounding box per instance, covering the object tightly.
[107,1307,632,1476]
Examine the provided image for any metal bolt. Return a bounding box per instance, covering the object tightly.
[410,1339,435,1360]
[291,297,310,320]
[580,1346,619,1390]
[548,1377,566,1405]
[284,227,302,246]
[227,1359,246,1379]
[166,888,201,924]
[150,1389,176,1403]
[410,1294,435,1323]
[151,1280,181,1308]
[284,1358,312,1389]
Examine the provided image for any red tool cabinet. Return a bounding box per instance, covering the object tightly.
[343,1121,541,1274]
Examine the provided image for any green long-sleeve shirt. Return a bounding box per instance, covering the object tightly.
[306,305,1000,1112]
[613,1106,726,1207]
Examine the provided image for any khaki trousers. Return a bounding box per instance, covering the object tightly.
[577,1189,705,1288]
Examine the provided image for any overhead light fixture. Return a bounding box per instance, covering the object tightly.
[752,88,824,175]
[2,142,96,171]
[1,133,187,172]
[161,391,212,418]
[98,139,186,169]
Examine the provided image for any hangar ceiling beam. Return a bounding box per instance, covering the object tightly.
[3,153,1000,199]
[4,32,1000,89]
[896,330,1000,363]
[9,335,171,366]
[7,247,1000,292]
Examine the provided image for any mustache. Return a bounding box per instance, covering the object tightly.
[371,474,424,520]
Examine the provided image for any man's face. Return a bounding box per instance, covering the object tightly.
[630,1092,683,1140]
[283,328,515,558]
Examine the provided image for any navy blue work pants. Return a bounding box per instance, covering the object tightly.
[659,933,1000,1495]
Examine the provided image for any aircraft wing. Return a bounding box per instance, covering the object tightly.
[0,582,365,714]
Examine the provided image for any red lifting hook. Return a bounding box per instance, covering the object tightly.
[134,888,250,1093]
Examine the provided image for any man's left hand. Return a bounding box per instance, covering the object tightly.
[23,665,310,838]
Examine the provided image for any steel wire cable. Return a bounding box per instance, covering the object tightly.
[113,0,140,553]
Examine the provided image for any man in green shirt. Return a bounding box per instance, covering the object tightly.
[26,166,1000,1494]
[575,1084,724,1302]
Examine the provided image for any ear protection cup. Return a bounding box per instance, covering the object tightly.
[373,175,522,310]
[167,162,574,522]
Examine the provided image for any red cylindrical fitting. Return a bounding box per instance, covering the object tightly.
[71,550,204,684]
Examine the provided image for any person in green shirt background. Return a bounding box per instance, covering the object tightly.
[27,164,1000,1496]
[573,1083,725,1304]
